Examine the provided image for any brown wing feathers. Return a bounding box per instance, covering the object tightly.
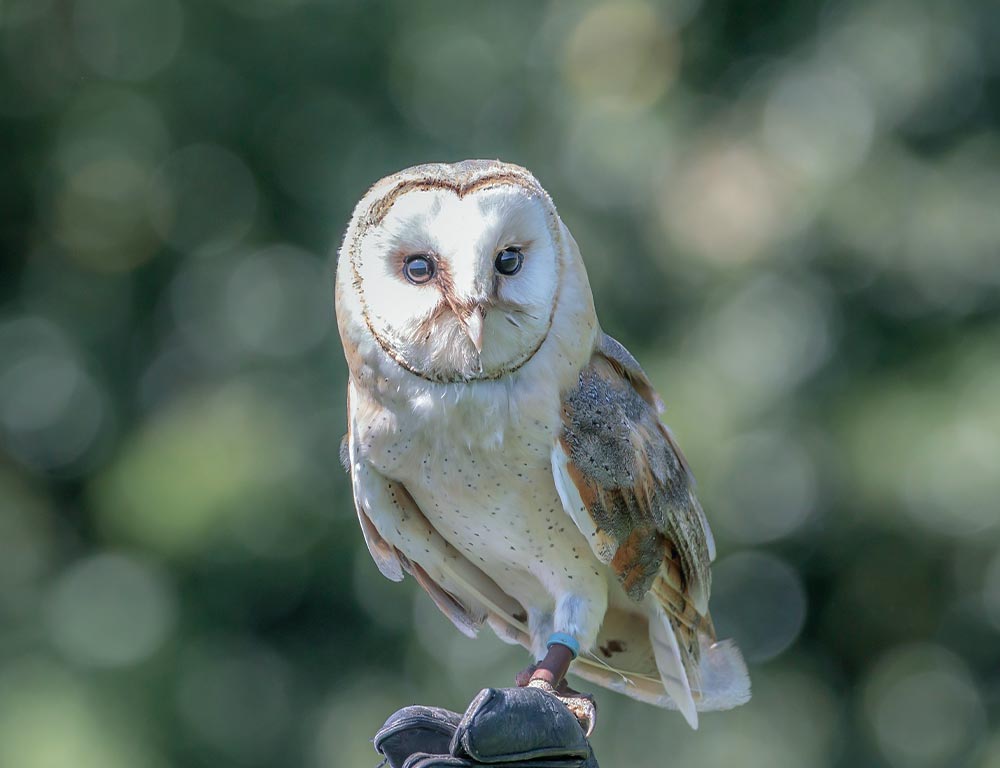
[559,335,715,637]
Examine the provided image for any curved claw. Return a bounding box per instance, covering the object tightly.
[526,679,598,737]
[515,663,538,687]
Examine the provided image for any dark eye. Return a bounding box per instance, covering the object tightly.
[495,247,523,276]
[403,255,435,284]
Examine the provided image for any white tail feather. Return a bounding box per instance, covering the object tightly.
[648,601,699,729]
[693,637,751,710]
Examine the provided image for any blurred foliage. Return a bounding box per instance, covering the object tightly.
[1,0,999,766]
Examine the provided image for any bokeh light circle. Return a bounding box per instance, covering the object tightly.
[563,1,679,113]
[148,144,258,254]
[710,550,807,662]
[659,140,793,265]
[45,552,176,667]
[862,644,985,768]
[72,0,183,82]
[175,639,291,762]
[701,273,833,405]
[717,430,818,544]
[223,244,333,359]
[0,317,111,473]
[762,65,875,183]
[0,660,158,768]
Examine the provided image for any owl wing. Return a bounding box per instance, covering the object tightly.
[552,333,747,722]
[345,383,530,646]
[553,333,714,609]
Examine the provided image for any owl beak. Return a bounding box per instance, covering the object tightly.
[461,305,486,354]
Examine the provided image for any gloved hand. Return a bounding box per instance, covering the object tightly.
[373,687,599,768]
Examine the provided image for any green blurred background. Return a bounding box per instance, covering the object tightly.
[2,0,1000,766]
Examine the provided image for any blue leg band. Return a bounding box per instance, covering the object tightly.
[546,632,580,659]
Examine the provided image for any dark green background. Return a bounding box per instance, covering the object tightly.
[2,1,999,766]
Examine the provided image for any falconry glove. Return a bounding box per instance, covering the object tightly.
[374,687,599,768]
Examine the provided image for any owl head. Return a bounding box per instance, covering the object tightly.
[336,160,566,383]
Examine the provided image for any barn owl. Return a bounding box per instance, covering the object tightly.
[335,160,750,733]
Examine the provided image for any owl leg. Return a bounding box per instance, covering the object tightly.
[514,608,553,685]
[516,641,597,735]
[519,591,604,735]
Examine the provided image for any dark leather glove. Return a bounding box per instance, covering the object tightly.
[374,687,599,768]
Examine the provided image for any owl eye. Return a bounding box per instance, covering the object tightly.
[495,247,523,276]
[403,254,435,284]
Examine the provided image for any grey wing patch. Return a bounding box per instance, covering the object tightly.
[599,332,714,558]
[599,333,711,553]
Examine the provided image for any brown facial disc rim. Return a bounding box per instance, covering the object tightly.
[349,174,564,385]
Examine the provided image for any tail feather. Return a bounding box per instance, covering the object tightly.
[647,579,751,727]
[649,601,699,729]
[693,637,751,710]
[567,601,751,720]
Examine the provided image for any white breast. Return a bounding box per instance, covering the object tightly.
[358,371,603,616]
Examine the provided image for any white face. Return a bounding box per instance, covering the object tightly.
[353,185,560,381]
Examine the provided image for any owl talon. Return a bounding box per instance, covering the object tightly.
[527,679,598,737]
[515,663,538,687]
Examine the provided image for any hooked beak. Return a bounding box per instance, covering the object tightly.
[460,304,486,354]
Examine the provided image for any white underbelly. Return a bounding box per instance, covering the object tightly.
[404,462,603,611]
